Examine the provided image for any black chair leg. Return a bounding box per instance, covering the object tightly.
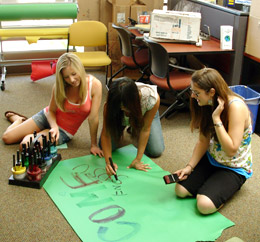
[160,99,179,119]
[107,65,126,89]
[105,64,113,87]
[136,65,150,83]
[160,88,191,119]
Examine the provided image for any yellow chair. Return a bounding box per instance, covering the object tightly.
[67,20,112,82]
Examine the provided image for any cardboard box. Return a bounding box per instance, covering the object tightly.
[77,0,99,21]
[138,0,164,12]
[149,9,201,43]
[108,0,135,5]
[109,40,121,60]
[130,4,148,22]
[245,16,260,59]
[112,5,131,24]
[108,23,122,61]
[108,22,119,43]
[100,0,112,27]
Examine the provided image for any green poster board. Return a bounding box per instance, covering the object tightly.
[44,145,234,242]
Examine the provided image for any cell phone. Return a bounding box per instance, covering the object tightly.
[163,173,180,184]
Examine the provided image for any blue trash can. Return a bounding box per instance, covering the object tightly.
[229,85,260,133]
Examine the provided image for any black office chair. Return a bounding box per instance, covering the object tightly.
[107,23,149,88]
[144,37,196,119]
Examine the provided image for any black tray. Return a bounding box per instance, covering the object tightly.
[8,153,61,189]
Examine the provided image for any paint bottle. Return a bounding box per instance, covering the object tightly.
[49,132,57,158]
[44,140,52,168]
[50,142,57,158]
[22,143,29,169]
[27,153,41,181]
[12,154,26,180]
[12,166,26,180]
[38,149,47,175]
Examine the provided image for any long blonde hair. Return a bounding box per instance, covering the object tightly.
[55,53,87,111]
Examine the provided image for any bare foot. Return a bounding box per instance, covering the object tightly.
[5,112,27,124]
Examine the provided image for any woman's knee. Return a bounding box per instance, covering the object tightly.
[2,131,15,144]
[175,183,191,198]
[145,143,165,158]
[145,148,163,158]
[2,133,9,144]
[196,194,218,215]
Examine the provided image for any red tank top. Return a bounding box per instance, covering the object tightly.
[46,76,92,135]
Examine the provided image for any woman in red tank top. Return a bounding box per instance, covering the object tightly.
[3,53,103,157]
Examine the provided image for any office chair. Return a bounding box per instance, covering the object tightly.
[144,37,196,119]
[67,20,112,81]
[107,23,149,88]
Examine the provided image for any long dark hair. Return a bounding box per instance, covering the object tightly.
[190,68,235,140]
[105,77,143,144]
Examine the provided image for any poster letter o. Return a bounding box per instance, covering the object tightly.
[89,205,125,223]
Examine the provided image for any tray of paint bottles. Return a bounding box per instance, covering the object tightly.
[8,132,61,189]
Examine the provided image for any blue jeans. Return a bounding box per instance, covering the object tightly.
[101,111,165,158]
[144,110,165,157]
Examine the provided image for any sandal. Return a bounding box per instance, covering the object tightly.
[5,111,28,123]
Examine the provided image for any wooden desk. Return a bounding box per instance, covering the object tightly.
[129,28,233,55]
[128,27,235,83]
[160,38,233,55]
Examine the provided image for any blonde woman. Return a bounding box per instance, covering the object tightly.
[3,53,103,157]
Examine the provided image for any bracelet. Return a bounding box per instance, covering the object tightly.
[214,122,223,127]
[186,164,194,172]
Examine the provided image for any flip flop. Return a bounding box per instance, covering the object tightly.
[5,111,28,123]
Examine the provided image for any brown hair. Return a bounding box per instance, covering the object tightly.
[190,68,235,139]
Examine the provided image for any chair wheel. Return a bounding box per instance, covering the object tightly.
[1,82,5,91]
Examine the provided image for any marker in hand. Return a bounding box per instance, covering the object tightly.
[109,157,118,181]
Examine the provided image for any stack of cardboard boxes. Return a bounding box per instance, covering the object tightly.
[78,0,164,77]
[104,0,164,78]
[107,0,163,25]
[245,0,260,60]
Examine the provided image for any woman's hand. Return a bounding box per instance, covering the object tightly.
[90,145,104,158]
[212,96,225,121]
[49,126,59,144]
[105,162,118,177]
[127,158,151,172]
[175,166,193,181]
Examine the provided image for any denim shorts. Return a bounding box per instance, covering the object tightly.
[32,109,72,145]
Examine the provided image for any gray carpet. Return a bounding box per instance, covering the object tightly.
[0,72,259,242]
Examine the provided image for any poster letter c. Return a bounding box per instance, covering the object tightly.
[98,221,141,242]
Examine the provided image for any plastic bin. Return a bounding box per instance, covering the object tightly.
[229,85,260,132]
